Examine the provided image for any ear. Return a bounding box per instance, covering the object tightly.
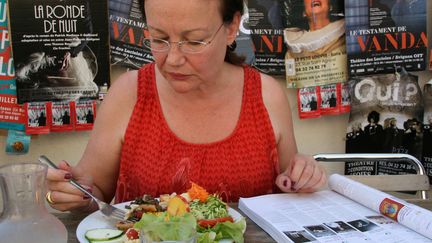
[225,11,241,46]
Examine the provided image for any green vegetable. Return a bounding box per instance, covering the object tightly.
[84,228,124,242]
[189,195,229,220]
[197,218,246,243]
[133,212,197,241]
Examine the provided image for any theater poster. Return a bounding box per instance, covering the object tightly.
[248,0,286,75]
[8,0,110,103]
[109,0,153,79]
[280,0,347,88]
[345,69,425,176]
[422,82,432,179]
[345,0,427,76]
[0,0,25,130]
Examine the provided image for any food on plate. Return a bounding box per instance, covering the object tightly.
[84,228,125,243]
[85,183,246,243]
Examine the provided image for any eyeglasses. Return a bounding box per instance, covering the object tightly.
[143,23,224,54]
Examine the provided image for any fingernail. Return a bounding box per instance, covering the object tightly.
[64,173,72,179]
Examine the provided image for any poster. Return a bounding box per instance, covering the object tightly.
[248,0,286,75]
[345,0,427,75]
[0,0,25,131]
[74,99,96,130]
[51,101,74,132]
[233,1,255,65]
[109,0,153,77]
[8,0,110,103]
[422,83,432,178]
[280,0,347,88]
[345,70,424,176]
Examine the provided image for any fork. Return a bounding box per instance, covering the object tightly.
[38,155,135,223]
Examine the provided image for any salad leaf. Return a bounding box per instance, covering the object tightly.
[197,217,246,243]
[134,212,197,241]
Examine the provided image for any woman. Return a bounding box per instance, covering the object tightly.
[283,0,345,57]
[46,0,326,212]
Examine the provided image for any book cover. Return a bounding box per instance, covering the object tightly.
[280,0,347,88]
[8,0,110,103]
[109,0,153,75]
[248,0,286,75]
[345,69,424,175]
[345,0,427,76]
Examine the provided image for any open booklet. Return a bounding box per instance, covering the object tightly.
[239,174,432,243]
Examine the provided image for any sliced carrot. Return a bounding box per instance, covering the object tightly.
[187,182,209,202]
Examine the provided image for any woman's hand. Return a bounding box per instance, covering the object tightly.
[46,161,94,212]
[275,154,327,193]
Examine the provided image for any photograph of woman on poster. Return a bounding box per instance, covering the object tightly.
[282,0,345,58]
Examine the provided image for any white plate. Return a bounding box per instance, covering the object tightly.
[76,201,244,243]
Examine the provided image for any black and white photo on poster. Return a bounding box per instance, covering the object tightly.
[298,86,320,119]
[280,0,347,88]
[248,0,286,75]
[109,0,153,73]
[25,101,51,134]
[320,83,339,114]
[345,68,424,175]
[74,99,95,131]
[233,0,255,65]
[422,82,432,178]
[8,0,110,103]
[345,0,427,75]
[51,100,74,131]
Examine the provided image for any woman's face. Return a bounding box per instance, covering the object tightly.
[144,0,238,93]
[303,0,330,19]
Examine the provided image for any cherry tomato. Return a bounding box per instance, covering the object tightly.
[197,216,234,228]
[126,228,139,240]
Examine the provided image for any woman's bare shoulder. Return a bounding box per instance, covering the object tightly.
[260,73,289,108]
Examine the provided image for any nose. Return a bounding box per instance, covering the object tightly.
[165,43,186,66]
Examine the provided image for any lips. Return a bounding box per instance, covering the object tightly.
[167,72,190,80]
[312,0,322,7]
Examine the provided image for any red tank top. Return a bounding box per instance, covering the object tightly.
[115,63,279,203]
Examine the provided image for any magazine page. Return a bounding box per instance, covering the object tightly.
[280,0,347,88]
[239,189,430,242]
[345,0,427,75]
[329,174,432,239]
[8,0,110,103]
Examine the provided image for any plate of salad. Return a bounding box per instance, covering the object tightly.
[76,183,246,243]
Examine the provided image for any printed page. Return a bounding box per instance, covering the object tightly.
[329,174,432,240]
[239,191,430,243]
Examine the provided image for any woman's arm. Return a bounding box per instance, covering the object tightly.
[260,73,326,192]
[46,70,138,211]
